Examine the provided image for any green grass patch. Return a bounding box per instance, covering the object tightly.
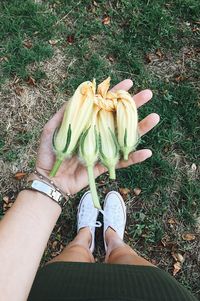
[0,0,57,82]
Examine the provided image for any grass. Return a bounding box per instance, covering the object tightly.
[0,0,200,298]
[0,0,55,81]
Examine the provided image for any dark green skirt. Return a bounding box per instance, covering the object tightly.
[28,262,197,301]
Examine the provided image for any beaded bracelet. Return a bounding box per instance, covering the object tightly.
[24,170,70,208]
[33,169,70,199]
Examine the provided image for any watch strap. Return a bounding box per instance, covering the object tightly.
[26,179,68,207]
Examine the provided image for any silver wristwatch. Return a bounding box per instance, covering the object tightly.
[26,179,68,207]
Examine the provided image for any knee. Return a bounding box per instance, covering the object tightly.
[66,243,94,262]
[67,243,90,253]
[106,245,138,263]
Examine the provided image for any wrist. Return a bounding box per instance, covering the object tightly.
[29,169,70,196]
[16,190,61,230]
[26,170,70,208]
[18,189,61,214]
[28,171,60,190]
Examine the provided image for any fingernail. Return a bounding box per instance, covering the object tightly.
[147,150,152,158]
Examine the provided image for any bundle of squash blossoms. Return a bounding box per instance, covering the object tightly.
[50,77,139,209]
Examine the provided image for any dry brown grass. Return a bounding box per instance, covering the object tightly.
[146,46,200,89]
[0,48,67,195]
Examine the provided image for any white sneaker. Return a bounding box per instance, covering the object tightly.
[102,191,126,251]
[77,191,101,253]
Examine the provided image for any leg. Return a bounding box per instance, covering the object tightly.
[48,227,95,263]
[48,191,100,264]
[103,191,155,266]
[105,227,154,266]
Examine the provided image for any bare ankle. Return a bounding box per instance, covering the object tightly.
[105,227,121,244]
[105,227,125,257]
[75,227,92,248]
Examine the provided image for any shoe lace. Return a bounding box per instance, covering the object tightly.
[93,221,102,228]
[86,221,102,231]
[79,219,102,229]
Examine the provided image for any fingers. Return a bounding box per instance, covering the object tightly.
[133,89,153,108]
[95,148,153,176]
[110,79,133,92]
[117,149,152,169]
[110,81,153,109]
[94,162,107,177]
[138,113,160,136]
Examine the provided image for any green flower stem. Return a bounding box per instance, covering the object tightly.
[108,166,116,180]
[87,165,101,209]
[123,150,129,160]
[49,158,63,177]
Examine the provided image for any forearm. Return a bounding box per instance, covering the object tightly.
[0,189,61,301]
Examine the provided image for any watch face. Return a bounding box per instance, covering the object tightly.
[30,180,65,206]
[32,180,51,195]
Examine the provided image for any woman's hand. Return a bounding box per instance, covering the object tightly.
[35,79,160,195]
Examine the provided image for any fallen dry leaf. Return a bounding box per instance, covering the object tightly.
[67,35,74,44]
[151,259,157,265]
[182,233,196,241]
[175,75,185,82]
[173,261,182,276]
[155,48,163,59]
[13,77,20,84]
[192,27,199,33]
[0,56,9,63]
[52,241,58,249]
[3,203,8,211]
[52,252,59,257]
[168,218,178,224]
[46,83,53,89]
[23,40,33,49]
[171,252,185,263]
[3,196,9,204]
[90,36,96,41]
[108,55,114,63]
[119,188,130,195]
[163,145,169,153]
[191,163,197,171]
[145,53,153,63]
[26,76,36,86]
[59,244,64,251]
[14,86,25,96]
[14,172,27,180]
[49,39,59,46]
[102,16,111,25]
[134,187,141,196]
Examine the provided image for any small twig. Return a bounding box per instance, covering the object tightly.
[66,58,77,72]
[115,70,135,77]
[54,1,81,26]
[182,52,185,72]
